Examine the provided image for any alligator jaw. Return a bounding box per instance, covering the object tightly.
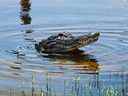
[67,32,100,51]
[77,32,100,48]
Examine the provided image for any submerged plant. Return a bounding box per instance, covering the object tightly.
[102,87,121,96]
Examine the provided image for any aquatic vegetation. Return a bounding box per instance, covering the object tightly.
[20,0,32,33]
[102,87,122,96]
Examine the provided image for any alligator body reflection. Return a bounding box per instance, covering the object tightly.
[38,49,99,73]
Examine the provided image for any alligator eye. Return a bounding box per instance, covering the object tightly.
[79,39,84,44]
[79,40,82,43]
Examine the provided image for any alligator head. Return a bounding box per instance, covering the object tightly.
[35,32,100,53]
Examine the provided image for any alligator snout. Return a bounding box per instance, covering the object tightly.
[77,32,100,48]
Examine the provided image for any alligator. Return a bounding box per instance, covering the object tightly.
[35,32,100,53]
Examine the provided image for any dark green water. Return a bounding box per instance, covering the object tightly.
[0,0,128,96]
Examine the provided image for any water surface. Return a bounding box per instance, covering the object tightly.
[0,0,128,96]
